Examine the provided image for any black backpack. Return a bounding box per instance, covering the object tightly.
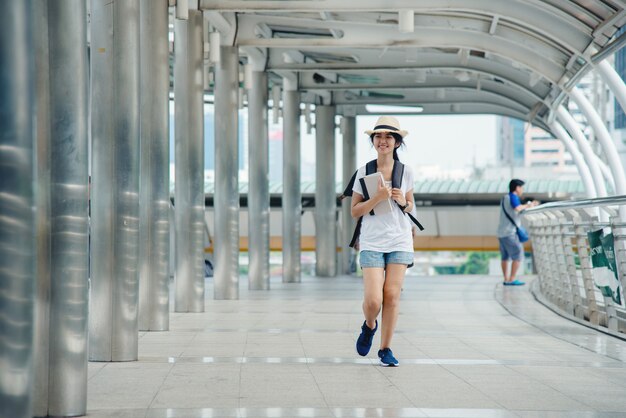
[340,159,424,249]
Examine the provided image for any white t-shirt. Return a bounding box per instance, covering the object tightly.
[352,164,415,253]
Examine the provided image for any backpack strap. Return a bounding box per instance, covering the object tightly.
[365,159,377,175]
[391,160,404,189]
[362,160,378,216]
[406,211,425,231]
[391,161,425,232]
[339,159,377,200]
[359,177,375,216]
[339,171,358,200]
[347,160,378,248]
[349,217,362,248]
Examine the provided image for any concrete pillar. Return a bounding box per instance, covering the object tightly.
[214,45,240,299]
[315,106,337,277]
[33,0,90,415]
[89,0,141,361]
[282,87,301,283]
[0,1,36,416]
[341,116,357,274]
[139,0,170,328]
[248,71,270,290]
[174,10,205,312]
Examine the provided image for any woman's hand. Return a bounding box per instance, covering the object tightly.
[391,188,406,206]
[374,178,392,202]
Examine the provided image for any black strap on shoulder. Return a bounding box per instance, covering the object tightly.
[501,196,519,229]
[339,159,377,200]
[365,159,377,175]
[391,160,404,189]
[359,178,375,216]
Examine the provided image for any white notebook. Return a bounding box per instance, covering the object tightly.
[360,172,393,215]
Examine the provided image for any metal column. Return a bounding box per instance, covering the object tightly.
[214,45,240,299]
[90,0,141,361]
[282,88,302,283]
[570,87,626,194]
[341,116,357,274]
[139,0,170,328]
[33,1,51,414]
[597,60,626,122]
[174,10,205,311]
[33,0,90,415]
[315,106,337,277]
[550,121,597,198]
[556,107,608,197]
[0,1,35,416]
[248,71,270,290]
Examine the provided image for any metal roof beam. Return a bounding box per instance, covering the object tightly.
[331,90,531,113]
[267,50,552,97]
[299,75,543,107]
[234,15,567,83]
[201,0,592,48]
[347,103,552,131]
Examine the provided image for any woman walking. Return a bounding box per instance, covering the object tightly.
[350,116,415,367]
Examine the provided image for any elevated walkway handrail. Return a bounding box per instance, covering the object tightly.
[522,195,626,214]
[520,196,626,338]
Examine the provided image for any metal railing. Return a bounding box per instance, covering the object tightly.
[522,196,626,335]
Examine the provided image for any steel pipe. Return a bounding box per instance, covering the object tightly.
[315,105,337,277]
[33,1,52,413]
[596,60,626,124]
[283,88,302,283]
[89,0,141,361]
[0,1,35,416]
[33,0,90,415]
[341,116,357,274]
[174,10,205,311]
[139,0,170,328]
[570,87,626,195]
[214,45,240,299]
[549,121,597,199]
[556,107,608,198]
[248,71,270,290]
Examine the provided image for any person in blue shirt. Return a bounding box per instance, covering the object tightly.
[497,179,538,286]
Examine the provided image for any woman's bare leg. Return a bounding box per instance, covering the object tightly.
[380,264,407,349]
[362,267,385,329]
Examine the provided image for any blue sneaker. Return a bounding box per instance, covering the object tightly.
[356,320,377,356]
[378,348,399,367]
[509,279,525,286]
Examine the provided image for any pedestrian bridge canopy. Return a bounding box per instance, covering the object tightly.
[203,0,626,130]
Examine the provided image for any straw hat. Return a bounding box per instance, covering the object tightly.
[364,116,408,138]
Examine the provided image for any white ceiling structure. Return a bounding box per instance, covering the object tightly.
[200,0,626,134]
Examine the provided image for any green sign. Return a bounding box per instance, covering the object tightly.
[587,229,622,305]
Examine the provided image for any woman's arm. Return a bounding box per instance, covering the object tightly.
[351,178,391,218]
[391,188,414,213]
[403,188,414,213]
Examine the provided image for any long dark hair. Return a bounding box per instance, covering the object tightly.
[370,132,404,161]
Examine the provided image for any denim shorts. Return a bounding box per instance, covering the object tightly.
[498,235,523,261]
[360,250,414,268]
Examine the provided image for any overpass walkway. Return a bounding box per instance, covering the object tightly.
[86,275,626,418]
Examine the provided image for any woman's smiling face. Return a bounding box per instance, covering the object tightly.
[373,132,398,155]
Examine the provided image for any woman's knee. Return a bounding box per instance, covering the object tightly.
[383,290,401,308]
[363,297,382,312]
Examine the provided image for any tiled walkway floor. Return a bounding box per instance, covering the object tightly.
[87,275,626,417]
